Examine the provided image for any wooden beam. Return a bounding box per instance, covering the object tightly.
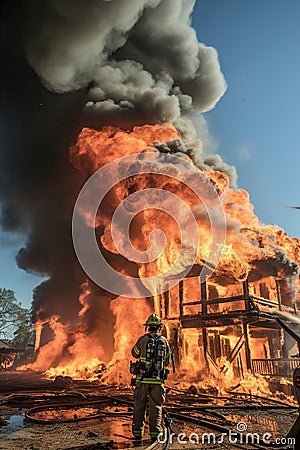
[275,279,282,311]
[200,281,208,363]
[202,328,209,364]
[202,295,245,306]
[163,286,169,319]
[243,322,252,371]
[243,280,251,311]
[179,280,184,318]
[181,301,202,306]
[200,281,207,315]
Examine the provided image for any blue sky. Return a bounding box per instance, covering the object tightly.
[0,232,43,309]
[193,0,300,237]
[0,0,299,309]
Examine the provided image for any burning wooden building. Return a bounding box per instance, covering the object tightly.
[155,255,300,383]
[17,125,300,389]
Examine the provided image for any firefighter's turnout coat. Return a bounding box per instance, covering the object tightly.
[131,332,171,439]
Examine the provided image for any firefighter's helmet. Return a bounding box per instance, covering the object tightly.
[144,313,162,326]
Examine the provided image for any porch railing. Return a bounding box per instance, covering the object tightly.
[251,358,300,377]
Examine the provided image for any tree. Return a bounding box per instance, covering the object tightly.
[0,288,33,347]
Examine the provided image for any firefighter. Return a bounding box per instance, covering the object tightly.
[131,313,171,441]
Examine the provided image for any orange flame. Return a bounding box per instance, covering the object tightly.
[21,123,299,391]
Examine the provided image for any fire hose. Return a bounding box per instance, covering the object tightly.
[0,390,87,404]
[161,407,177,450]
[25,399,131,424]
[7,388,294,449]
[165,385,296,408]
[106,395,295,449]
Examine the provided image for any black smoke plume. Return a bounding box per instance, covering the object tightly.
[1,0,230,358]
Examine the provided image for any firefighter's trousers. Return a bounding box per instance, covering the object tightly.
[132,383,166,439]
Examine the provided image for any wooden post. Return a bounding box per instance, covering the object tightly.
[163,286,169,319]
[202,328,209,364]
[200,281,208,315]
[237,353,244,379]
[243,279,250,311]
[200,281,208,363]
[243,323,252,371]
[179,280,184,318]
[282,330,289,359]
[275,279,282,311]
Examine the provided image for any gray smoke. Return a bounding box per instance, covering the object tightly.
[151,132,238,189]
[23,0,237,184]
[25,0,226,124]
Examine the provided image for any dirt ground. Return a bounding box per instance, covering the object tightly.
[0,371,298,450]
[1,406,297,450]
